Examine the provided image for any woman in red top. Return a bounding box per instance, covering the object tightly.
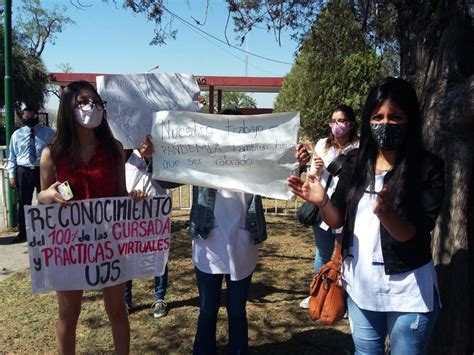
[38,81,145,355]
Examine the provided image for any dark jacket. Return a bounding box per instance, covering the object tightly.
[331,149,445,274]
[188,186,267,244]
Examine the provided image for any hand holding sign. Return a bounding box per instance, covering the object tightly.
[38,181,70,206]
[25,196,171,294]
[139,134,154,159]
[97,73,202,149]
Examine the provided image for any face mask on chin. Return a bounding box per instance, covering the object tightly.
[370,123,408,151]
[74,108,103,128]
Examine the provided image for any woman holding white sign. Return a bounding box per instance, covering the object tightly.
[123,142,182,319]
[38,81,146,355]
[187,109,267,355]
[139,108,266,354]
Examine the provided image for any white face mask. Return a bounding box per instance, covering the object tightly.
[74,108,103,128]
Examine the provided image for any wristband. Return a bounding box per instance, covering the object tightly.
[319,194,329,208]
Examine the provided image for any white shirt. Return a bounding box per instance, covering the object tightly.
[342,173,438,312]
[192,190,259,281]
[310,138,358,231]
[125,150,165,195]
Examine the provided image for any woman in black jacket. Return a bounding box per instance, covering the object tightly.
[288,77,444,355]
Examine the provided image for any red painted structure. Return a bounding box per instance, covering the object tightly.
[49,73,284,114]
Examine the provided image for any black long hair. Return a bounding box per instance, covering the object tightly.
[50,80,121,165]
[324,104,359,151]
[347,77,424,215]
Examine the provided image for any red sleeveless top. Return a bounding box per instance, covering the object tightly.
[56,143,118,200]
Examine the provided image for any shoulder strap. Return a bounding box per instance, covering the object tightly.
[325,174,333,192]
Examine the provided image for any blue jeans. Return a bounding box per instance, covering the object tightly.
[193,267,252,355]
[347,295,439,355]
[312,225,336,272]
[125,264,168,305]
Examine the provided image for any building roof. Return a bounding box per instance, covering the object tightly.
[49,73,284,93]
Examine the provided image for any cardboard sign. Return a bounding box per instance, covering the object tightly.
[151,111,300,200]
[25,196,171,294]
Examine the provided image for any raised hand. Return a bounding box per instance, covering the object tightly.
[139,134,154,159]
[196,95,207,106]
[373,185,390,216]
[372,185,416,242]
[287,173,327,206]
[313,155,325,175]
[295,143,310,168]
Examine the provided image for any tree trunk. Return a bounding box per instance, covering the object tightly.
[396,1,474,353]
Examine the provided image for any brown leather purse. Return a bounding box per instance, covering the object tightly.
[308,231,346,324]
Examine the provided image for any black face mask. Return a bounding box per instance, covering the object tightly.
[370,123,407,151]
[23,117,39,127]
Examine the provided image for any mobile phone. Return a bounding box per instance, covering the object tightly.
[57,181,74,201]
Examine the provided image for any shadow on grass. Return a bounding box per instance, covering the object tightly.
[0,215,353,353]
[249,281,308,303]
[264,207,292,214]
[248,328,354,354]
[82,291,105,302]
[260,253,314,261]
[81,314,108,329]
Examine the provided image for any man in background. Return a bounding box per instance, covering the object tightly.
[7,107,54,242]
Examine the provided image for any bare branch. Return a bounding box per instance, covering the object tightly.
[224,7,231,45]
[69,0,92,10]
[190,0,209,26]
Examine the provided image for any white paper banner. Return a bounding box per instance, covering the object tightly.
[151,111,300,200]
[25,196,171,294]
[97,73,201,149]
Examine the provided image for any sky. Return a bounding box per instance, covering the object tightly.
[16,0,300,111]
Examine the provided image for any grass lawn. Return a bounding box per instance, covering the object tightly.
[0,211,353,354]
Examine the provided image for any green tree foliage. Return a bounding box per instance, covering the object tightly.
[120,1,388,142]
[0,27,48,112]
[202,91,257,113]
[121,0,398,69]
[122,0,322,46]
[274,0,387,141]
[0,0,73,111]
[15,0,74,58]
